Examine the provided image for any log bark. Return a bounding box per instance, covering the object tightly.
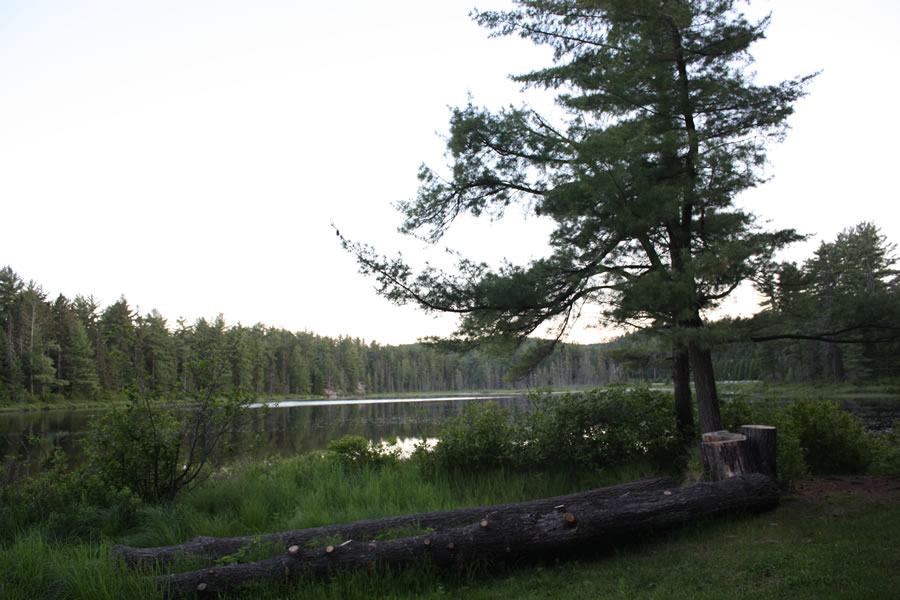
[157,473,779,598]
[740,425,777,480]
[113,476,674,567]
[701,430,749,480]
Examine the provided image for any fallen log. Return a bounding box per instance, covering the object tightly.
[158,473,779,597]
[114,476,674,567]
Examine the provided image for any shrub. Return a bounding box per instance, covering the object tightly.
[787,398,873,475]
[869,421,900,477]
[719,395,808,486]
[518,388,685,472]
[720,394,874,481]
[0,447,144,540]
[83,382,256,504]
[424,402,517,472]
[327,435,399,469]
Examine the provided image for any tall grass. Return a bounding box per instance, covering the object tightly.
[3,390,897,599]
[0,534,156,600]
[121,453,622,550]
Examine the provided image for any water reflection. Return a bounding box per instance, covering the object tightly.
[1,392,896,475]
[0,396,537,472]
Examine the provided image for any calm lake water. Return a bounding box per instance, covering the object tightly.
[0,395,538,474]
[2,392,897,475]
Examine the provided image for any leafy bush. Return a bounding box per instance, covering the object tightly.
[0,448,143,540]
[720,394,874,481]
[417,389,686,476]
[786,398,873,475]
[83,382,256,504]
[869,421,900,477]
[423,402,517,473]
[327,435,399,469]
[518,388,684,472]
[719,395,807,486]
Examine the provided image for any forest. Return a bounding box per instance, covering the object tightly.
[0,265,616,405]
[1,223,896,407]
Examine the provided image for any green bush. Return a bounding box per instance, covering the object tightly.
[327,435,399,469]
[82,384,256,504]
[417,389,686,476]
[0,448,143,541]
[787,398,872,475]
[518,388,685,473]
[720,395,874,482]
[719,395,808,486]
[423,402,517,472]
[869,421,900,477]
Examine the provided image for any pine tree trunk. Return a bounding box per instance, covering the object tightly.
[672,341,694,438]
[690,341,722,433]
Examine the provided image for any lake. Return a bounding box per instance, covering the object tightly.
[0,395,539,476]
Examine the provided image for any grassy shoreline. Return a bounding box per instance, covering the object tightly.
[2,387,897,597]
[0,387,584,414]
[3,380,898,414]
[1,453,896,599]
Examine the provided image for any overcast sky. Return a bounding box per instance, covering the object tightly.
[1,1,897,345]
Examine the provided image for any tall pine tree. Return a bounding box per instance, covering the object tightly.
[343,1,814,435]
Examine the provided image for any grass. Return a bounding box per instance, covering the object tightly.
[200,487,900,599]
[2,448,897,599]
[118,455,645,549]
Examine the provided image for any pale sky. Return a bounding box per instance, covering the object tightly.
[1,1,898,345]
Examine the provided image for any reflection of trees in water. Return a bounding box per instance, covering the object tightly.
[19,394,898,467]
[0,408,104,476]
[247,397,536,459]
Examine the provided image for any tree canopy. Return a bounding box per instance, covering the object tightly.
[749,222,900,380]
[343,0,815,434]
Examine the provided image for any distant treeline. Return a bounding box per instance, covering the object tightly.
[0,266,631,404]
[2,223,896,404]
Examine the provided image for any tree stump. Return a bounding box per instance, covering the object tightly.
[740,425,777,480]
[701,430,749,480]
[701,427,778,482]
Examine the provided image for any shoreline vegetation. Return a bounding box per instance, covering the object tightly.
[2,388,898,598]
[3,379,897,414]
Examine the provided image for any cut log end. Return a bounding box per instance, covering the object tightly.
[288,545,299,554]
[701,430,749,481]
[480,519,489,529]
[564,512,576,524]
[197,582,207,592]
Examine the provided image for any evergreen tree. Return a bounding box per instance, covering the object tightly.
[751,222,900,380]
[0,266,25,402]
[343,0,813,434]
[100,296,136,391]
[67,317,101,398]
